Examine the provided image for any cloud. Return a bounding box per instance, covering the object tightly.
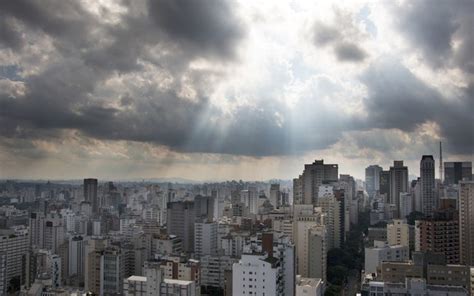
[335,42,368,62]
[0,0,472,180]
[360,58,473,155]
[148,0,244,60]
[312,9,368,63]
[395,0,474,73]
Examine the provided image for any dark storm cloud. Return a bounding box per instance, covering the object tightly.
[396,0,474,72]
[312,16,368,63]
[148,0,244,59]
[334,42,367,62]
[360,59,474,155]
[0,0,472,163]
[0,0,97,50]
[0,0,246,150]
[0,16,24,49]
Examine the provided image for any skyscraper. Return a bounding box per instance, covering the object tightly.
[444,162,472,185]
[166,201,195,253]
[420,155,436,217]
[459,181,474,265]
[84,178,98,214]
[366,165,383,198]
[379,170,390,200]
[294,159,338,205]
[389,161,409,218]
[415,208,459,264]
[269,183,281,208]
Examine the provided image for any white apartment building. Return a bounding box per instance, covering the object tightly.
[364,241,409,274]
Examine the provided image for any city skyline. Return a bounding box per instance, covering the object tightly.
[0,0,473,181]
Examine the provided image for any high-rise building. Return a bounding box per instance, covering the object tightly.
[0,252,7,295]
[0,228,29,285]
[308,225,327,282]
[379,170,390,200]
[194,221,217,258]
[459,181,474,265]
[293,177,304,205]
[100,247,123,295]
[420,155,436,217]
[269,184,281,208]
[415,208,459,264]
[399,192,413,219]
[316,186,344,249]
[445,162,472,185]
[68,235,85,285]
[84,178,99,214]
[232,254,284,296]
[194,195,216,222]
[364,241,409,274]
[389,161,409,218]
[387,219,411,248]
[366,165,383,198]
[294,160,338,205]
[200,255,236,290]
[166,201,195,253]
[294,206,325,277]
[123,275,147,296]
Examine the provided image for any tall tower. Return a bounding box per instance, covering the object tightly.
[389,161,409,218]
[439,142,443,183]
[84,178,98,214]
[420,155,436,217]
[459,181,474,265]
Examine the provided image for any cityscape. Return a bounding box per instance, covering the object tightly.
[0,0,473,296]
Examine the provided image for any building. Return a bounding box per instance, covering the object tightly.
[144,261,162,296]
[308,225,327,282]
[200,255,236,289]
[0,252,7,295]
[194,195,216,222]
[445,162,472,185]
[295,276,323,296]
[100,247,123,295]
[420,155,436,217]
[194,221,217,258]
[294,160,338,205]
[389,161,409,218]
[159,257,200,291]
[415,209,459,264]
[367,278,468,296]
[459,181,474,265]
[379,251,470,288]
[0,228,29,285]
[167,201,195,253]
[123,275,147,296]
[364,241,409,275]
[152,234,183,256]
[161,279,197,296]
[68,235,85,285]
[294,206,324,277]
[399,192,413,219]
[269,184,281,208]
[293,177,304,205]
[242,232,295,296]
[366,165,383,199]
[387,219,411,248]
[84,178,99,214]
[232,254,283,296]
[379,170,390,199]
[316,187,344,249]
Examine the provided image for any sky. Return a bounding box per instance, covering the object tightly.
[0,0,472,181]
